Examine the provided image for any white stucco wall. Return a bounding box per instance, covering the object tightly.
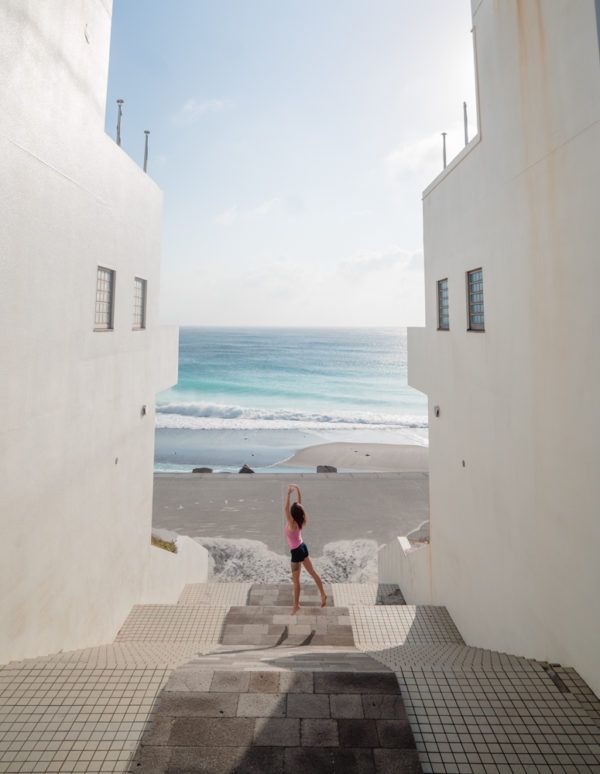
[410,0,600,693]
[0,1,206,664]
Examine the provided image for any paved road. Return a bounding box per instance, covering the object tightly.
[153,473,429,554]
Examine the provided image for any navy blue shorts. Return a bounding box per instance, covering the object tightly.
[290,543,309,563]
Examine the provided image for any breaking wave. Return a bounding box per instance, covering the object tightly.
[197,537,378,583]
[157,401,428,431]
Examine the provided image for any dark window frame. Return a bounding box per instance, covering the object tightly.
[437,278,450,331]
[466,267,485,331]
[133,276,147,330]
[94,266,115,331]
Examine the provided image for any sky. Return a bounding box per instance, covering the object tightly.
[105,0,476,327]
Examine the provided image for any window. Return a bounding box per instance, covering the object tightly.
[133,277,147,329]
[467,268,484,331]
[95,267,115,330]
[437,278,449,330]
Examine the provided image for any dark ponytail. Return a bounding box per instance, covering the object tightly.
[290,502,306,529]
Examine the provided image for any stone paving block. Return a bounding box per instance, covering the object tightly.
[169,717,254,747]
[284,746,335,772]
[140,716,173,746]
[330,693,364,718]
[332,747,376,773]
[279,672,314,694]
[253,718,300,747]
[128,745,170,773]
[248,672,280,693]
[157,691,238,718]
[373,748,423,773]
[300,719,339,747]
[314,672,398,695]
[362,694,409,720]
[164,669,213,693]
[286,693,330,718]
[376,719,415,748]
[338,719,380,748]
[237,693,286,718]
[209,671,250,693]
[167,745,284,774]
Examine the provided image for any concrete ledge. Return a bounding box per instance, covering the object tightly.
[141,536,209,605]
[378,537,432,605]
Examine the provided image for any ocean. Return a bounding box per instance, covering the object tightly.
[155,327,428,473]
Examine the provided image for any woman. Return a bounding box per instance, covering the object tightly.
[284,484,327,613]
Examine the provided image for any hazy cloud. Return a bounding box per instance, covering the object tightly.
[172,98,233,126]
[339,248,422,275]
[385,133,443,180]
[216,197,282,226]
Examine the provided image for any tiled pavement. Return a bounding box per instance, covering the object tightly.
[332,583,406,607]
[177,583,251,608]
[1,581,599,772]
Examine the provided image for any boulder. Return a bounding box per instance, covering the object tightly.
[239,464,255,474]
[316,465,337,473]
[192,467,213,473]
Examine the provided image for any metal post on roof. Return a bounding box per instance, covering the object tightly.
[143,130,150,173]
[116,99,124,146]
[463,101,469,146]
[442,132,447,169]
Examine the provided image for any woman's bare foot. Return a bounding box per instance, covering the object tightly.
[292,605,300,615]
[321,595,327,608]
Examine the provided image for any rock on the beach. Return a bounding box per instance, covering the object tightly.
[239,464,255,474]
[317,465,337,473]
[192,467,213,473]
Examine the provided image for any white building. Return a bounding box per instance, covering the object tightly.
[0,0,206,664]
[405,0,600,694]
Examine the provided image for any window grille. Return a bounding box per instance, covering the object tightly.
[95,267,115,330]
[437,278,449,330]
[133,277,147,329]
[467,268,484,331]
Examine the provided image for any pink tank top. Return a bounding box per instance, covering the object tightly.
[285,522,303,549]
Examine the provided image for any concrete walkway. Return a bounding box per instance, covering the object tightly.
[1,582,599,773]
[130,584,421,773]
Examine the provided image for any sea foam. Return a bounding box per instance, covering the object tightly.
[156,401,428,431]
[197,536,379,583]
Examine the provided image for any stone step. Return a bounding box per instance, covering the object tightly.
[129,658,422,773]
[220,606,355,648]
[247,582,333,607]
[171,647,403,674]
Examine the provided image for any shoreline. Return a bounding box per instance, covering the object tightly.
[275,441,428,473]
[154,426,428,474]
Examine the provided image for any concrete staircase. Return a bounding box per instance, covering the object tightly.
[128,582,422,773]
[1,581,599,773]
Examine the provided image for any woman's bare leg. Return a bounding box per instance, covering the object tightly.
[302,558,327,606]
[291,563,301,614]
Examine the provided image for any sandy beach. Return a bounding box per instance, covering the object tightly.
[277,442,428,472]
[153,465,429,583]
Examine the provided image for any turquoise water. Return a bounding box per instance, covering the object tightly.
[155,327,428,471]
